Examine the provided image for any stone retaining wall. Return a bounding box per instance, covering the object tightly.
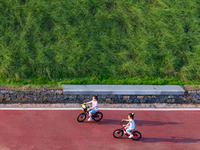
[0,90,200,104]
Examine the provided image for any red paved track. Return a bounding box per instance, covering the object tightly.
[0,110,200,150]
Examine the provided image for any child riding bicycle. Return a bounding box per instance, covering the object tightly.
[122,113,135,138]
[85,95,98,121]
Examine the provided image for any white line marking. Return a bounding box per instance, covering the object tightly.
[0,108,200,111]
[100,108,200,111]
[0,108,81,110]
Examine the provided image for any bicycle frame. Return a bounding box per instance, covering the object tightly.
[82,104,99,119]
[121,122,135,136]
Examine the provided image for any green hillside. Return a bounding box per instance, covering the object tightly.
[0,0,200,85]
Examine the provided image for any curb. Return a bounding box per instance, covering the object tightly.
[1,103,200,108]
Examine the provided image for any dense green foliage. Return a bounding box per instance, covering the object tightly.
[0,0,200,84]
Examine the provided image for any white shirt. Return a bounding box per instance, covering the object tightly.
[90,100,98,110]
[129,119,135,129]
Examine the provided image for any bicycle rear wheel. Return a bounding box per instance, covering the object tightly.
[93,111,103,122]
[132,130,142,141]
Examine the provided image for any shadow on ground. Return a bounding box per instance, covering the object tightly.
[98,119,181,126]
[135,120,181,126]
[141,137,200,143]
[97,119,121,125]
[115,137,200,144]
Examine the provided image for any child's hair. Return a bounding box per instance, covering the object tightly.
[128,113,135,119]
[93,95,98,100]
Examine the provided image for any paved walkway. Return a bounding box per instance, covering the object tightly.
[0,110,199,150]
[1,103,200,108]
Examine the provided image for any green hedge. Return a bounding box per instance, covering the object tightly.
[0,0,200,84]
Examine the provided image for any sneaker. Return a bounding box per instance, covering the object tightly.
[129,135,133,138]
[87,118,92,121]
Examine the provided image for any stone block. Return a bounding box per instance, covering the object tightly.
[123,96,130,101]
[56,95,63,99]
[33,92,39,97]
[196,91,200,95]
[12,99,19,103]
[17,94,24,99]
[10,94,17,99]
[56,90,63,95]
[46,97,53,102]
[8,90,16,94]
[186,96,193,100]
[130,96,137,99]
[146,99,154,103]
[0,94,4,100]
[105,98,112,103]
[188,91,196,96]
[5,98,11,102]
[101,96,107,99]
[35,98,42,103]
[25,95,32,99]
[133,99,140,103]
[0,90,7,94]
[51,99,57,103]
[57,98,63,103]
[168,96,174,99]
[41,92,47,96]
[5,94,9,98]
[139,99,146,103]
[137,96,144,99]
[196,95,200,99]
[22,98,27,103]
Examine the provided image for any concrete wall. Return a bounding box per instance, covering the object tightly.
[0,90,200,104]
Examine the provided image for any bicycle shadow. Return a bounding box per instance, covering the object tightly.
[117,137,200,144]
[135,120,181,126]
[141,137,200,143]
[98,119,181,126]
[97,119,121,125]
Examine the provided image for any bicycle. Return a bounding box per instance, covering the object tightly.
[77,103,103,122]
[113,120,142,141]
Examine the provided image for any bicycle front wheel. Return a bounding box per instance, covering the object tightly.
[113,129,124,138]
[77,113,86,122]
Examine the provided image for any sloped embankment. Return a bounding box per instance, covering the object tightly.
[0,0,200,82]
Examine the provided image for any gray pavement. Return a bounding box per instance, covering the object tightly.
[0,103,200,108]
[63,85,184,95]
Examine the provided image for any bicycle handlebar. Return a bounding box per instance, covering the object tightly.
[82,103,89,109]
